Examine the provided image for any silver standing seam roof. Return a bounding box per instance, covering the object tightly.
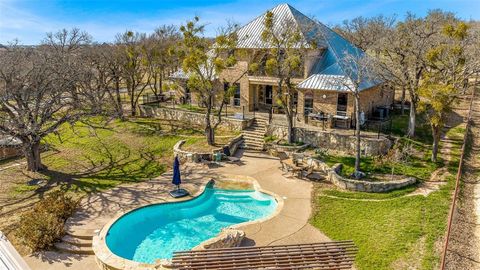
[172,3,380,91]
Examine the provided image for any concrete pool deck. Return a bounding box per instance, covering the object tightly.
[23,150,329,270]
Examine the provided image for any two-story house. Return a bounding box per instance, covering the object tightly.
[172,4,394,128]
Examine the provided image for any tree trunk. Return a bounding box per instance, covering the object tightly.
[130,91,136,117]
[24,141,44,172]
[205,102,215,146]
[431,125,441,163]
[114,79,125,120]
[354,94,361,176]
[407,101,416,138]
[400,87,406,115]
[286,114,294,144]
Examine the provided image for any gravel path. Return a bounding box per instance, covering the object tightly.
[445,93,480,270]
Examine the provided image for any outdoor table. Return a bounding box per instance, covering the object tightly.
[282,158,305,178]
[308,113,328,130]
[333,115,350,129]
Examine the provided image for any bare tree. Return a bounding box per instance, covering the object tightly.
[77,44,112,114]
[0,29,94,171]
[145,25,182,98]
[115,31,151,116]
[334,52,377,178]
[374,11,457,137]
[334,15,396,52]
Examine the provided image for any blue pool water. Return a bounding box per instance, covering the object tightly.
[105,187,277,263]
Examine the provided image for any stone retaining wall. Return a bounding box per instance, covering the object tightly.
[327,163,416,193]
[174,135,244,162]
[267,124,391,156]
[139,105,254,131]
[192,228,245,250]
[265,141,310,154]
[0,146,21,160]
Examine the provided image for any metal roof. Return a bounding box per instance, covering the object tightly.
[173,3,380,91]
[0,135,21,146]
[236,4,324,49]
[236,3,379,92]
[297,74,354,91]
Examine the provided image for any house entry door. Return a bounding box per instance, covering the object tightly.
[337,93,348,115]
[265,85,273,105]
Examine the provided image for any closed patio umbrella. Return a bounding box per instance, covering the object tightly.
[172,156,181,189]
[169,156,189,198]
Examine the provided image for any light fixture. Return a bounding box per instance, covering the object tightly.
[322,94,327,99]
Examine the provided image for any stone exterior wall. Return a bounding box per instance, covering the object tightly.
[267,124,392,156]
[358,85,395,116]
[192,228,245,250]
[139,105,254,131]
[327,163,417,193]
[297,85,395,121]
[0,146,21,160]
[220,61,250,110]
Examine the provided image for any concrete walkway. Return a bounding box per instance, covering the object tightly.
[23,150,328,270]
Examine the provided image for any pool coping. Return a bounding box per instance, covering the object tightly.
[92,174,284,270]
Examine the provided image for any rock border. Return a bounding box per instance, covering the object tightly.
[174,135,244,163]
[306,157,416,193]
[265,140,309,154]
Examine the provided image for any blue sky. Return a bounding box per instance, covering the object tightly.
[1,0,479,44]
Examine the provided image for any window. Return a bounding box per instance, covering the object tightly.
[337,93,348,112]
[223,83,231,104]
[233,83,240,106]
[304,93,313,115]
[224,82,241,106]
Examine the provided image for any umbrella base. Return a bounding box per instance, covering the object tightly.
[169,188,190,198]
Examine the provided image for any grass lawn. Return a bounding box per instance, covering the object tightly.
[310,114,465,269]
[311,182,453,270]
[318,144,440,182]
[0,117,208,235]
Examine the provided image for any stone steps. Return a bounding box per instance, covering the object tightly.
[54,241,94,255]
[66,228,95,240]
[242,134,265,140]
[55,228,95,255]
[61,235,92,247]
[241,117,267,151]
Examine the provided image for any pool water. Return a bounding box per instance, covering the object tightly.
[105,187,277,263]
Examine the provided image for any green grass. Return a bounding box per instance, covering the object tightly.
[310,118,466,269]
[321,186,417,200]
[34,117,203,194]
[319,151,439,182]
[387,112,433,144]
[311,179,453,270]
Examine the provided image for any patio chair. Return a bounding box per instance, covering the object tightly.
[277,151,289,170]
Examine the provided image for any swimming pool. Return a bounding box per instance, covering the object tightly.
[105,186,278,264]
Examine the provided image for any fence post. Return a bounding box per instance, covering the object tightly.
[378,122,381,139]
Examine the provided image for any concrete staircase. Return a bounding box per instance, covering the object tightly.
[241,117,268,151]
[53,229,94,255]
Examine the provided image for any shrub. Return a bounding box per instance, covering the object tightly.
[15,191,79,251]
